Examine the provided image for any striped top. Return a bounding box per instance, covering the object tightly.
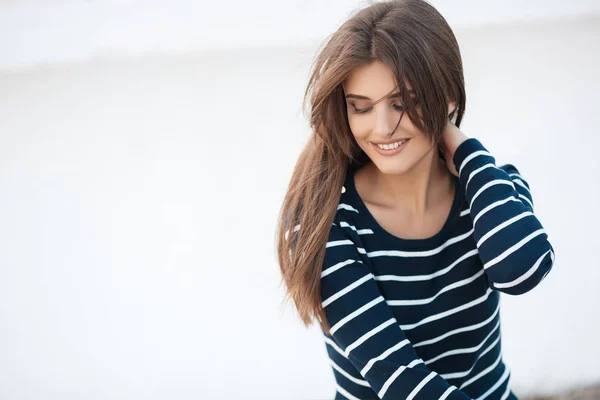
[320,138,555,400]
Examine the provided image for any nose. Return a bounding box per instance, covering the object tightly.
[372,104,400,137]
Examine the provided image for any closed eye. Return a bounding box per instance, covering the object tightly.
[350,104,404,114]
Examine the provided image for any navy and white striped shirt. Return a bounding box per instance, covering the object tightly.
[320,138,555,400]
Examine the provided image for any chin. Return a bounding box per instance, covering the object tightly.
[370,157,414,176]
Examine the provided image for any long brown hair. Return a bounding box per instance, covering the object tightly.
[276,0,467,335]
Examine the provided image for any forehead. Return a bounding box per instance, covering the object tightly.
[343,60,413,98]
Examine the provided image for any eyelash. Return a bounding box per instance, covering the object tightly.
[350,104,405,114]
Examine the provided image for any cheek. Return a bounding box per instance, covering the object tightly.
[399,112,424,136]
[347,117,372,153]
[347,115,371,141]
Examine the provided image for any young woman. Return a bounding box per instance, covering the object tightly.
[276,1,555,399]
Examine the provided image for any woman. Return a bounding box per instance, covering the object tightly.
[276,1,555,399]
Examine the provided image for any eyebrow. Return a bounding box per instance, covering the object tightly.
[345,90,415,101]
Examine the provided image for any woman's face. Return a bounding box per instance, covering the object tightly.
[342,61,442,176]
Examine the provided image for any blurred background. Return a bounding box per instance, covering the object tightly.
[1,0,599,399]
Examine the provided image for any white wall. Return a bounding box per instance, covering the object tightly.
[2,0,600,69]
[0,12,599,400]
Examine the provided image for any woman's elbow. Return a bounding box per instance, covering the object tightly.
[488,248,555,296]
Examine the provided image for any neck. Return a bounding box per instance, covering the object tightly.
[366,146,453,217]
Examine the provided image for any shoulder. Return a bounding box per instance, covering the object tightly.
[325,169,359,236]
[335,165,362,218]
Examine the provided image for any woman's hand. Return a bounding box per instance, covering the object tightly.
[439,119,469,177]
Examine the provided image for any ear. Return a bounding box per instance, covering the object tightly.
[448,101,457,116]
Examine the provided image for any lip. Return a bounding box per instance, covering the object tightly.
[371,138,410,157]
[372,137,411,145]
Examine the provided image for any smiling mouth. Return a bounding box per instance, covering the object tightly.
[374,139,409,150]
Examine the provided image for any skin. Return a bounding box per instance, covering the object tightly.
[342,60,469,239]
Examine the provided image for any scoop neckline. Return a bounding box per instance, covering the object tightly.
[344,164,464,250]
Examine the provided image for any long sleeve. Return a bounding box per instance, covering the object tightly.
[452,138,555,295]
[321,223,472,400]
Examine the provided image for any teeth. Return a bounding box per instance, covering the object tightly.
[377,140,406,150]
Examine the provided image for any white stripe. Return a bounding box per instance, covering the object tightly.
[476,211,533,247]
[484,229,546,270]
[322,259,361,278]
[330,360,370,387]
[338,203,359,213]
[360,339,410,377]
[440,387,457,400]
[322,274,373,308]
[368,229,473,259]
[442,335,500,380]
[459,349,503,389]
[377,359,423,398]
[324,336,345,357]
[508,173,523,179]
[476,366,510,400]
[466,163,495,192]
[519,193,534,209]
[499,384,511,400]
[413,301,500,349]
[512,178,530,192]
[336,383,361,400]
[459,150,491,175]
[375,249,478,283]
[471,180,515,207]
[473,196,521,226]
[330,296,385,334]
[339,221,374,235]
[400,288,493,331]
[406,371,436,400]
[460,209,471,217]
[493,249,551,289]
[540,269,550,282]
[424,320,500,365]
[345,318,396,356]
[327,239,353,248]
[387,269,484,306]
